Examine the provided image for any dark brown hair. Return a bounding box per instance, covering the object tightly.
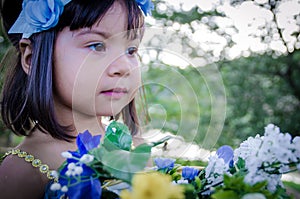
[0,0,144,141]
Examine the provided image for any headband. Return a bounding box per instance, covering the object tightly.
[8,0,154,38]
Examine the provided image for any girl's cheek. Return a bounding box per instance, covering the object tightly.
[129,56,140,68]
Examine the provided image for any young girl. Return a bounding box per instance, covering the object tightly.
[0,0,152,198]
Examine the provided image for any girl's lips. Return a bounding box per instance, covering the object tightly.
[100,88,128,99]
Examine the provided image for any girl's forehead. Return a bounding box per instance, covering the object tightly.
[61,0,143,41]
[105,0,125,15]
[92,1,128,34]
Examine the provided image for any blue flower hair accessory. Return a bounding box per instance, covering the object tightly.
[9,0,71,38]
[136,0,154,16]
[8,0,154,38]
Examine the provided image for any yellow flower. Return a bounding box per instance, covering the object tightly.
[120,172,185,199]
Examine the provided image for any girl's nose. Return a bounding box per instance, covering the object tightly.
[107,54,131,77]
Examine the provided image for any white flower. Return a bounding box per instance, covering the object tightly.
[67,162,76,170]
[50,170,59,179]
[242,193,266,199]
[80,154,94,164]
[65,170,71,176]
[65,162,83,176]
[205,155,230,186]
[264,124,280,136]
[279,165,290,174]
[232,124,299,193]
[61,151,73,159]
[174,179,189,184]
[292,137,300,158]
[244,169,282,192]
[61,185,68,193]
[74,166,83,175]
[50,182,61,191]
[234,135,262,163]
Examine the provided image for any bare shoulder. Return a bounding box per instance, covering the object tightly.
[132,135,154,167]
[133,135,146,146]
[20,132,76,169]
[0,133,74,199]
[0,153,47,199]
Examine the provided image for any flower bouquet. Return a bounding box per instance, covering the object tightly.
[46,122,300,199]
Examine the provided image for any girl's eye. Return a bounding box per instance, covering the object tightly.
[88,42,106,52]
[126,46,138,56]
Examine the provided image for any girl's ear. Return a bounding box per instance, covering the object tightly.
[19,38,32,74]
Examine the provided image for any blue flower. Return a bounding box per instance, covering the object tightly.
[55,157,101,198]
[61,131,100,176]
[68,177,101,199]
[55,130,102,199]
[182,166,199,181]
[62,130,100,163]
[76,130,101,155]
[24,0,64,29]
[135,0,154,16]
[53,176,101,199]
[154,157,175,171]
[9,0,71,37]
[216,145,234,167]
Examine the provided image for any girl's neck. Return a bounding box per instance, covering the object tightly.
[72,114,106,137]
[53,98,106,137]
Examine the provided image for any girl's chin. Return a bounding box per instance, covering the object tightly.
[71,103,126,118]
[71,110,119,119]
[95,109,123,117]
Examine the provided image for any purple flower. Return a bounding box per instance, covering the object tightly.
[182,166,199,181]
[135,0,154,16]
[154,157,175,171]
[216,145,234,167]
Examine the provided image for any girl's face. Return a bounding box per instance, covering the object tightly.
[53,1,141,120]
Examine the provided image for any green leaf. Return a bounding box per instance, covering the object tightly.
[194,176,202,190]
[223,174,244,189]
[181,184,198,199]
[211,190,239,199]
[101,189,119,199]
[251,181,268,192]
[131,143,152,153]
[147,135,173,148]
[92,122,172,183]
[102,121,132,151]
[101,145,152,183]
[92,124,172,183]
[171,172,182,181]
[235,157,246,170]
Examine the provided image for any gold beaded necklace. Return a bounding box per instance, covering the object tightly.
[1,149,58,183]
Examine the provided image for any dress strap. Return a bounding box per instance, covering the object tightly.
[1,149,58,183]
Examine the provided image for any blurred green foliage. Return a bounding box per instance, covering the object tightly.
[0,19,14,149]
[141,0,300,149]
[283,181,300,193]
[141,51,300,148]
[219,52,300,146]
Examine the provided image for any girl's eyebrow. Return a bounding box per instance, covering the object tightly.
[74,29,141,41]
[74,29,112,39]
